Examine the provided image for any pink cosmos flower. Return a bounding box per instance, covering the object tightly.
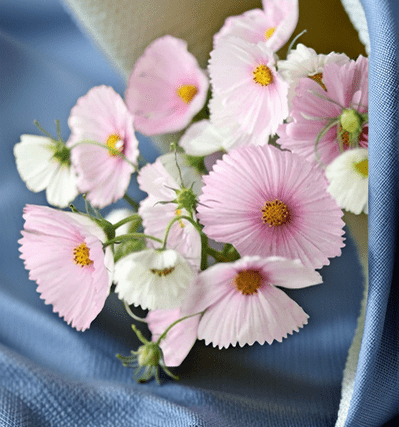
[138,154,202,270]
[182,256,321,348]
[146,308,200,367]
[277,55,368,167]
[19,205,114,331]
[68,85,139,208]
[125,35,209,136]
[214,0,298,52]
[197,145,345,270]
[208,38,289,140]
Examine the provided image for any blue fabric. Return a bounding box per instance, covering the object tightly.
[343,1,399,426]
[0,1,397,426]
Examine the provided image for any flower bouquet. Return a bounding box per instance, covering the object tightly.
[14,0,368,384]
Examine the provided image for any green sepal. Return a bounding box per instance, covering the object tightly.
[185,155,207,174]
[52,144,71,166]
[94,218,116,241]
[114,239,146,263]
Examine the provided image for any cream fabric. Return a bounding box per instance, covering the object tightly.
[62,0,262,79]
[341,0,370,54]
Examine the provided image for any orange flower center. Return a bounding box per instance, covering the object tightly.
[253,65,274,86]
[150,267,175,277]
[338,125,350,149]
[232,269,263,295]
[308,72,327,91]
[106,133,124,156]
[264,27,276,40]
[261,199,291,227]
[73,242,93,267]
[177,85,198,104]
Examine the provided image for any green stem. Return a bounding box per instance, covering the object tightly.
[162,215,202,250]
[200,233,208,271]
[103,233,162,248]
[123,194,140,211]
[113,214,141,230]
[287,29,307,55]
[123,301,148,323]
[156,311,204,345]
[206,247,231,263]
[314,118,339,163]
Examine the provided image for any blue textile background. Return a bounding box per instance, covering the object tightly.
[0,0,397,426]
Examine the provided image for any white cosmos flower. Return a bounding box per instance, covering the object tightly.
[114,249,195,310]
[14,135,78,208]
[277,44,350,106]
[325,147,368,214]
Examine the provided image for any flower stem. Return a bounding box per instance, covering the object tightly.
[103,233,162,248]
[123,194,139,211]
[206,247,230,263]
[112,214,141,230]
[156,311,204,345]
[161,214,202,250]
[200,233,208,270]
[123,301,148,323]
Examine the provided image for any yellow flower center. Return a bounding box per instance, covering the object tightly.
[150,267,176,277]
[106,133,124,156]
[261,199,291,227]
[253,65,274,86]
[308,72,327,91]
[176,85,198,104]
[232,269,263,295]
[354,158,368,177]
[73,242,93,267]
[264,27,276,40]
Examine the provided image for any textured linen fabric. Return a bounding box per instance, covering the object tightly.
[342,0,399,425]
[0,1,397,427]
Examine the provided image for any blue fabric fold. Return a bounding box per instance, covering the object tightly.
[343,1,399,426]
[0,1,397,425]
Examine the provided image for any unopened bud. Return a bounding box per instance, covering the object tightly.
[340,109,362,134]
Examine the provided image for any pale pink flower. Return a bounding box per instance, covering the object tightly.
[208,38,289,139]
[19,205,114,331]
[214,0,298,52]
[125,35,209,136]
[68,85,139,208]
[146,308,200,367]
[182,256,321,348]
[197,145,345,270]
[138,154,202,270]
[277,55,368,167]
